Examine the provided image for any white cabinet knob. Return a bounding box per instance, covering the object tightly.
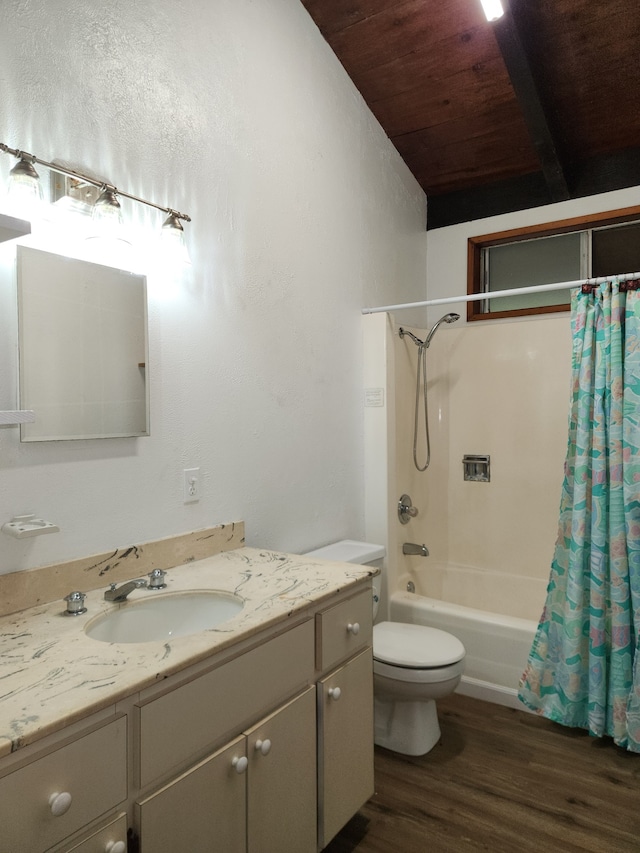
[347,622,360,635]
[232,755,248,774]
[105,842,126,853]
[49,791,72,817]
[328,687,341,701]
[254,738,272,756]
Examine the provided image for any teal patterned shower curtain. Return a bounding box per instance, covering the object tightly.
[519,277,640,752]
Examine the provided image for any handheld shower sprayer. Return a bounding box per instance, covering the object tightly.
[424,312,460,347]
[400,313,460,349]
[398,313,460,471]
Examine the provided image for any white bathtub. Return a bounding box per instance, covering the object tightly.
[390,565,546,709]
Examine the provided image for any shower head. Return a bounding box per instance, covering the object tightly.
[424,312,460,348]
[398,327,424,347]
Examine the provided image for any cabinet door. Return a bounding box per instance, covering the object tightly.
[137,735,247,853]
[317,648,374,849]
[246,686,317,853]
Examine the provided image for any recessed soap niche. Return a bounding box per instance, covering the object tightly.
[463,454,490,482]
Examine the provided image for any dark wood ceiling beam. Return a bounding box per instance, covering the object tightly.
[492,6,570,202]
[428,171,551,230]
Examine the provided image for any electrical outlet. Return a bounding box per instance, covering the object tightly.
[183,467,201,503]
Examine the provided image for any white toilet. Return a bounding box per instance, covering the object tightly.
[304,539,465,756]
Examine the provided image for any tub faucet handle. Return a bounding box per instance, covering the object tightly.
[398,494,419,524]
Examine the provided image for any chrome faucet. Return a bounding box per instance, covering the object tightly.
[104,578,147,602]
[402,542,429,557]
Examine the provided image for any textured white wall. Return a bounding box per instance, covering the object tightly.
[0,0,427,574]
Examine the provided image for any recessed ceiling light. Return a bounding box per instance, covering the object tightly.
[480,0,504,22]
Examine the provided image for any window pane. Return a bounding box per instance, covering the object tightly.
[592,223,640,277]
[485,232,581,312]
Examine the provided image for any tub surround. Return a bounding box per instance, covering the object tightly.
[0,543,376,758]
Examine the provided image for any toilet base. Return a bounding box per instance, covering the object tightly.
[374,696,441,756]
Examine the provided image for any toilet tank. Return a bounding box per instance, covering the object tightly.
[303,539,385,617]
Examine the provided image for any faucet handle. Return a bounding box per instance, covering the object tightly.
[63,590,87,616]
[148,569,167,589]
[398,494,419,524]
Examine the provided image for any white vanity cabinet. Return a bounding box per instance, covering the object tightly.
[0,578,374,853]
[317,649,374,848]
[134,620,316,789]
[316,589,375,849]
[138,686,317,853]
[137,735,247,852]
[0,715,127,853]
[57,812,128,853]
[134,586,373,852]
[134,620,318,852]
[245,686,317,852]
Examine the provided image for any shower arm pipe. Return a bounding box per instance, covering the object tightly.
[0,143,191,223]
[361,272,640,314]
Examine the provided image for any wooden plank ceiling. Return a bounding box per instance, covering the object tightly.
[300,0,640,227]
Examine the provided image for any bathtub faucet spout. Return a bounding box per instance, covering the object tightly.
[402,542,429,557]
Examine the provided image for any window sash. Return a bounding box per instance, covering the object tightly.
[467,205,640,322]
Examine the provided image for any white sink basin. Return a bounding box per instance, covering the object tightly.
[85,591,244,644]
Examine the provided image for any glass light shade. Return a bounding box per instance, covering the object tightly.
[7,156,44,218]
[480,0,504,21]
[85,187,137,267]
[161,213,191,266]
[92,187,123,230]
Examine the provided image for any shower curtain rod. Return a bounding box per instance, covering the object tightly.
[361,271,640,315]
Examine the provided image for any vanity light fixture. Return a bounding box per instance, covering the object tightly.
[8,154,43,200]
[92,185,123,227]
[85,183,133,265]
[479,0,504,21]
[0,142,191,249]
[161,211,191,265]
[6,153,45,218]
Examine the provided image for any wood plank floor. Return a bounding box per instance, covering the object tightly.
[325,693,640,852]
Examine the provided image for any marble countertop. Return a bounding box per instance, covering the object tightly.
[0,547,375,758]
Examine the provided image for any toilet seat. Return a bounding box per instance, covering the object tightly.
[373,656,465,684]
[373,621,465,668]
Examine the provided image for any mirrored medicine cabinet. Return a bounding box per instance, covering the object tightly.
[16,246,150,441]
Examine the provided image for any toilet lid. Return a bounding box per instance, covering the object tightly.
[373,621,465,668]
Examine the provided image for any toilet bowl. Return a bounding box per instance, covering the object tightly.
[303,540,466,757]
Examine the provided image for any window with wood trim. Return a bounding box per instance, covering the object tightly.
[467,206,640,322]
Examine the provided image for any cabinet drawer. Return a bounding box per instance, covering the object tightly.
[0,717,127,853]
[138,619,314,788]
[315,587,372,672]
[61,812,128,853]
